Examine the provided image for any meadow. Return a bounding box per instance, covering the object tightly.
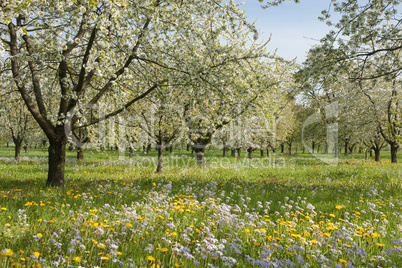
[0,147,401,267]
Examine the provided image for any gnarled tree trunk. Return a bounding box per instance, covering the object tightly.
[13,138,23,161]
[47,128,67,187]
[156,144,163,173]
[77,145,84,160]
[247,147,253,159]
[373,147,381,162]
[390,142,399,163]
[236,148,241,160]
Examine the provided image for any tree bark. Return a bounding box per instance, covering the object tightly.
[288,142,292,155]
[390,142,399,163]
[236,148,241,160]
[194,147,205,165]
[223,147,227,157]
[260,149,264,157]
[280,143,284,153]
[365,150,368,160]
[266,148,270,157]
[77,145,84,160]
[156,145,163,173]
[24,144,28,153]
[47,130,67,187]
[14,138,23,161]
[146,144,151,155]
[129,147,134,158]
[344,140,349,155]
[312,141,315,154]
[369,150,372,157]
[325,142,329,154]
[169,144,173,153]
[374,147,380,162]
[231,148,236,157]
[247,147,253,159]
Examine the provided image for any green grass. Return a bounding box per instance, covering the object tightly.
[0,146,401,267]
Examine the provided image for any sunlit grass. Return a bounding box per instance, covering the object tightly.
[0,147,401,267]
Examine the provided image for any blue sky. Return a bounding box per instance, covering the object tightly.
[238,0,336,63]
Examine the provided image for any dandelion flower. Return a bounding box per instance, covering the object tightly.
[0,248,13,257]
[339,259,347,264]
[97,243,106,249]
[73,256,81,262]
[148,256,155,262]
[33,252,40,258]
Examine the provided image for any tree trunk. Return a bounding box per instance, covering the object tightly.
[194,147,205,165]
[365,150,368,160]
[374,147,381,162]
[14,138,23,161]
[7,141,9,148]
[223,147,227,157]
[369,150,372,157]
[47,131,66,187]
[146,144,151,155]
[129,147,134,158]
[260,149,264,157]
[24,144,28,153]
[247,147,253,159]
[231,149,236,157]
[317,144,320,154]
[325,142,329,154]
[344,140,349,155]
[169,144,173,153]
[187,143,190,151]
[156,145,163,173]
[288,143,292,155]
[266,148,270,157]
[236,148,241,160]
[280,143,284,153]
[77,145,84,160]
[312,141,315,154]
[390,142,399,163]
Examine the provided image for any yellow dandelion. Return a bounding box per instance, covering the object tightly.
[339,259,347,264]
[73,256,81,262]
[243,229,250,233]
[97,243,106,249]
[335,205,343,209]
[0,248,13,257]
[371,233,380,238]
[161,248,169,253]
[147,255,155,262]
[33,252,40,258]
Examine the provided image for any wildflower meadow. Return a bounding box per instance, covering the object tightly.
[0,148,401,267]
